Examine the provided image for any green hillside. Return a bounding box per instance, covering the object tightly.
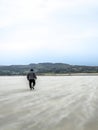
[0,63,98,75]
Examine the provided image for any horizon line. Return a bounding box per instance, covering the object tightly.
[0,62,98,67]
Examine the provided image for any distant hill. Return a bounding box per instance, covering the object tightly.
[0,63,98,75]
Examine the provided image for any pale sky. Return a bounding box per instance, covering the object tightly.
[0,0,98,65]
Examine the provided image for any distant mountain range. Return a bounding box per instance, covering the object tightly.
[0,63,98,75]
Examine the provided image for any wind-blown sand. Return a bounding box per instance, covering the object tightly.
[0,76,98,130]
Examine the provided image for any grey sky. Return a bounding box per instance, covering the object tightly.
[0,0,98,65]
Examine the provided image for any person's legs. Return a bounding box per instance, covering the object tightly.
[32,79,36,88]
[29,79,36,90]
[29,80,33,90]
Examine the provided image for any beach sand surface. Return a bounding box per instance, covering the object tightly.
[0,76,98,130]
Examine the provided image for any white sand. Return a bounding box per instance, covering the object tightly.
[0,76,98,130]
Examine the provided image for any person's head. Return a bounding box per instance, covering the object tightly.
[30,69,34,71]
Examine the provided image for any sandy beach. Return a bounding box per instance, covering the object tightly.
[0,76,98,130]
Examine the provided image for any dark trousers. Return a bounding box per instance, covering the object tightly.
[29,79,36,89]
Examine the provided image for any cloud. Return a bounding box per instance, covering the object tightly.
[0,0,98,28]
[0,0,48,28]
[0,0,98,65]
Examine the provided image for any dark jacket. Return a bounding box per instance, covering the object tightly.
[27,71,37,80]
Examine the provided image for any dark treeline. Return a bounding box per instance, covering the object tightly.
[0,63,98,75]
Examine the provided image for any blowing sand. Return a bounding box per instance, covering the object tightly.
[0,76,98,130]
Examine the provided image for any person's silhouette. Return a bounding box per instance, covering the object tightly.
[27,69,37,90]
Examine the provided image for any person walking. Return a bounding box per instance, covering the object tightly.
[27,69,37,90]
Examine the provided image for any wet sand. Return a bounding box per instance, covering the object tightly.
[0,76,98,130]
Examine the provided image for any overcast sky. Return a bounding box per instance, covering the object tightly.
[0,0,98,65]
